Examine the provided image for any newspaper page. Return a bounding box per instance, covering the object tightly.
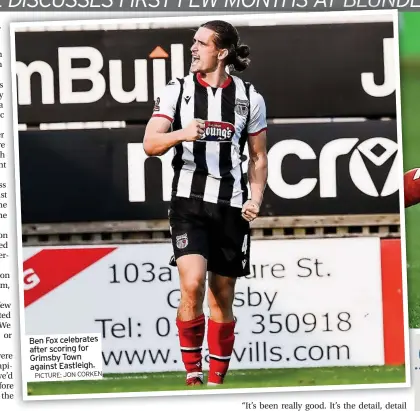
[0,4,417,411]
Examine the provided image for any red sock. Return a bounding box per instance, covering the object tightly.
[176,314,205,373]
[207,318,235,384]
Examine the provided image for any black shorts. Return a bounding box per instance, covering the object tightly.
[168,196,251,278]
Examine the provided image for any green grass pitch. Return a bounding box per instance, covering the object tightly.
[27,366,405,396]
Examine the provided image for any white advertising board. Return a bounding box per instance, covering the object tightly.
[22,237,384,373]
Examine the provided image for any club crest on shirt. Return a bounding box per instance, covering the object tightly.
[153,97,160,112]
[235,98,249,117]
[176,233,188,249]
[201,121,235,142]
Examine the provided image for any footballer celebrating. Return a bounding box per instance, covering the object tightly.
[143,20,268,386]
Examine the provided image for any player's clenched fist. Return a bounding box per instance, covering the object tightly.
[241,199,260,222]
[183,119,206,142]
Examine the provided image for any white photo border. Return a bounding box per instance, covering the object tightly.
[8,9,411,401]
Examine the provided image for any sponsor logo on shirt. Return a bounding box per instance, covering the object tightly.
[201,121,235,142]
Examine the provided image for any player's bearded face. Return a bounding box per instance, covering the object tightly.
[190,27,219,73]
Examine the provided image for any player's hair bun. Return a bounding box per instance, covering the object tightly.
[236,44,250,59]
[230,43,250,72]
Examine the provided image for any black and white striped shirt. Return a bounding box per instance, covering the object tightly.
[152,72,267,208]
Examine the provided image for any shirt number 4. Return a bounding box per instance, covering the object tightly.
[242,235,248,254]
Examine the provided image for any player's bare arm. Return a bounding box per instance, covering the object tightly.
[143,117,206,156]
[242,130,268,222]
